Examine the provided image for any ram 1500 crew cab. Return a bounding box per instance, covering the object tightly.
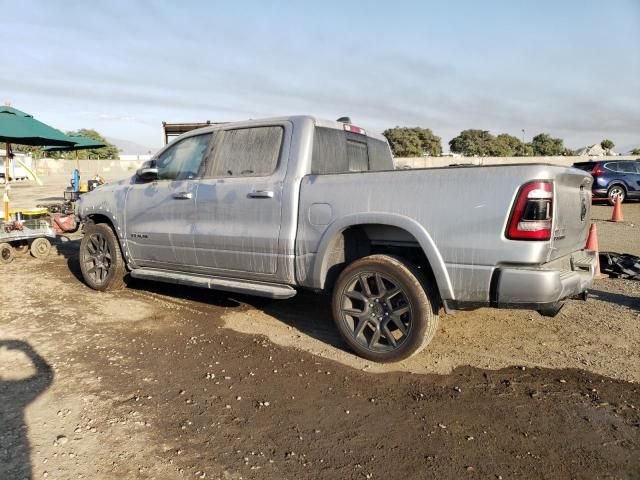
[77,116,596,361]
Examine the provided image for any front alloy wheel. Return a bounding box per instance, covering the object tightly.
[79,223,126,291]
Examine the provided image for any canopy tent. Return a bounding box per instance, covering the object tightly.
[43,134,107,185]
[42,134,105,152]
[0,106,75,146]
[0,105,76,220]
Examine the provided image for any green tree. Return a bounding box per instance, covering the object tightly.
[449,129,495,156]
[383,127,442,157]
[491,133,524,156]
[10,128,118,159]
[68,128,119,159]
[530,133,565,156]
[630,147,640,155]
[600,139,614,154]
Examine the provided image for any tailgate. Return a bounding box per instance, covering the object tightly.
[549,169,593,260]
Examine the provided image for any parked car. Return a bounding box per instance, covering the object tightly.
[76,116,596,362]
[572,160,640,204]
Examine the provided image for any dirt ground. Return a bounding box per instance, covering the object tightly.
[1,178,639,479]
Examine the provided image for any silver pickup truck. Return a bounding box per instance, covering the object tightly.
[76,115,596,361]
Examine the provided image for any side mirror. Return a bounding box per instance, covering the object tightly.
[136,161,158,182]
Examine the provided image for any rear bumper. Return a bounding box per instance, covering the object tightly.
[492,250,596,309]
[592,188,608,198]
[444,250,596,312]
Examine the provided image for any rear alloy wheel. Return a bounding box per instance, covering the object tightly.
[607,185,625,205]
[30,237,51,259]
[0,242,15,265]
[332,254,440,362]
[79,223,126,291]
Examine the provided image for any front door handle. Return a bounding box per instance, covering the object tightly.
[248,190,274,199]
[172,192,193,200]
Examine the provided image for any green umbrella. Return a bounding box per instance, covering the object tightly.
[42,134,105,152]
[1,105,76,220]
[42,134,106,176]
[0,106,76,146]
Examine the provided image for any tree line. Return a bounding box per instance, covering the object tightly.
[383,127,628,158]
[9,128,119,159]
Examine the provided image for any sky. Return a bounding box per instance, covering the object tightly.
[1,0,639,153]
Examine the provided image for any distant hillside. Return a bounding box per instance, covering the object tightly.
[106,137,155,156]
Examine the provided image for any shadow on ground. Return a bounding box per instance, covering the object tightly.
[0,340,53,480]
[51,236,345,350]
[589,289,640,313]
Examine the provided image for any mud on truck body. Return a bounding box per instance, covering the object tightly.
[76,116,596,361]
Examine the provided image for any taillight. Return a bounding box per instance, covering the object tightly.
[592,164,605,175]
[343,124,366,135]
[506,181,553,240]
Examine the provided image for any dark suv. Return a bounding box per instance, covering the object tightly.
[573,160,640,204]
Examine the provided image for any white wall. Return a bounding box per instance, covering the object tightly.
[394,155,639,169]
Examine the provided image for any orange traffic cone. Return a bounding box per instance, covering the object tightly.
[585,223,606,278]
[610,195,624,222]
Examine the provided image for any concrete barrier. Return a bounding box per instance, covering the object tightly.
[33,158,143,181]
[394,155,639,169]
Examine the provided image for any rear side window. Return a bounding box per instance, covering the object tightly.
[619,162,639,173]
[210,126,283,177]
[604,162,620,172]
[311,127,392,174]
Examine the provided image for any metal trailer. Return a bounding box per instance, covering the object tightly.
[0,213,56,264]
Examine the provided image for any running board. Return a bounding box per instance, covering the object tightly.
[129,268,297,299]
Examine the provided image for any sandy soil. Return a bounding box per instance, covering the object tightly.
[0,181,638,479]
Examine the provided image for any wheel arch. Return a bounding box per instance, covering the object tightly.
[84,212,132,267]
[310,213,454,301]
[607,182,628,194]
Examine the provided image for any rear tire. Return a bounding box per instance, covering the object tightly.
[607,185,626,205]
[331,254,440,362]
[30,237,51,259]
[0,242,15,264]
[79,223,126,291]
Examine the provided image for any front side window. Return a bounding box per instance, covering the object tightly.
[210,126,283,177]
[156,134,212,180]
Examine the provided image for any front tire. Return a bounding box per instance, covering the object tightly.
[79,223,126,291]
[331,254,440,362]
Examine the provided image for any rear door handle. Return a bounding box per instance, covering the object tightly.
[248,190,274,199]
[172,192,193,200]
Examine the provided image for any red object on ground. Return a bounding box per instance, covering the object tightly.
[611,196,624,222]
[585,223,602,276]
[52,213,76,234]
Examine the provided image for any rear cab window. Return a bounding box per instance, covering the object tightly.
[311,126,393,175]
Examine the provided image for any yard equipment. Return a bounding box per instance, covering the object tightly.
[0,209,56,264]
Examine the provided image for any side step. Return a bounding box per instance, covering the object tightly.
[130,268,297,299]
